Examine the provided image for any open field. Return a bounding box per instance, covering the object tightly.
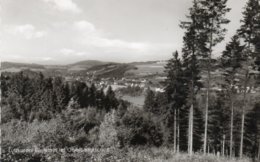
[128,62,166,76]
[122,95,145,107]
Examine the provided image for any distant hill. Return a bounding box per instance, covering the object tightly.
[0,60,167,78]
[130,61,157,65]
[1,62,45,69]
[1,62,45,72]
[86,63,136,78]
[71,60,110,66]
[68,60,111,71]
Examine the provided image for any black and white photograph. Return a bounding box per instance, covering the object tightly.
[0,0,260,161]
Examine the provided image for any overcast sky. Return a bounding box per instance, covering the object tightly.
[0,0,247,64]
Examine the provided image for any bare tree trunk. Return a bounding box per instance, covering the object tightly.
[174,108,177,153]
[258,142,260,160]
[240,109,245,158]
[230,99,234,157]
[191,104,193,155]
[222,134,226,156]
[204,19,213,156]
[188,106,191,154]
[0,87,1,159]
[240,71,248,158]
[188,104,194,155]
[177,108,180,153]
[204,84,209,155]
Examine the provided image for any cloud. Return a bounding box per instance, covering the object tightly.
[1,54,54,62]
[5,24,47,39]
[59,48,86,56]
[73,20,151,52]
[0,4,2,25]
[60,48,75,55]
[90,37,150,52]
[1,20,176,64]
[43,0,81,13]
[74,21,95,32]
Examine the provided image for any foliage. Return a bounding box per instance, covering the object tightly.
[208,91,229,153]
[143,88,157,114]
[98,110,120,148]
[244,102,260,158]
[118,108,163,147]
[1,71,120,122]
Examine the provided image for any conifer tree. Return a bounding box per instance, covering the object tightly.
[221,35,244,157]
[105,86,118,111]
[89,83,97,107]
[199,0,231,154]
[96,88,106,110]
[78,83,89,108]
[180,0,203,154]
[208,91,229,155]
[7,72,36,121]
[143,88,156,113]
[238,0,260,157]
[164,51,187,152]
[53,77,69,112]
[39,78,56,119]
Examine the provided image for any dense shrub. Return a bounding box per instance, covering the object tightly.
[98,110,120,148]
[118,109,164,147]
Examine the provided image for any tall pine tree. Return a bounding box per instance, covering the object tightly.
[198,0,231,154]
[164,51,187,152]
[221,35,244,157]
[180,0,203,154]
[143,87,156,113]
[238,0,260,157]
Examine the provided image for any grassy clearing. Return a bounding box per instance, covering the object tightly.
[2,146,252,161]
[121,148,252,162]
[64,148,252,162]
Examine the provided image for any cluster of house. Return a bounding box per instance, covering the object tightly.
[64,73,260,95]
[96,77,166,92]
[64,75,165,93]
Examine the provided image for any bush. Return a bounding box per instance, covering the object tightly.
[118,108,164,147]
[1,118,68,161]
[98,110,120,148]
